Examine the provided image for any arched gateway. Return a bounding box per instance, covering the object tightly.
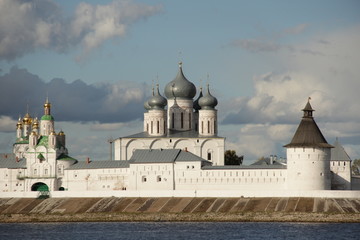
[31,182,49,191]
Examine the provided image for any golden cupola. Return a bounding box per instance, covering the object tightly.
[32,117,39,129]
[22,113,32,125]
[16,117,22,129]
[44,98,51,115]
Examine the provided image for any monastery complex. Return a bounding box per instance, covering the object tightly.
[1,63,359,198]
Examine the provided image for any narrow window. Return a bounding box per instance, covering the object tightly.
[172,113,175,128]
[151,121,153,134]
[157,176,162,182]
[181,112,184,128]
[142,176,147,182]
[189,112,191,129]
[207,152,212,161]
[157,121,160,134]
[201,121,204,134]
[208,121,210,133]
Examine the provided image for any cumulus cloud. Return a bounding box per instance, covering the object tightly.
[0,66,149,124]
[222,24,360,161]
[0,0,162,61]
[0,116,17,132]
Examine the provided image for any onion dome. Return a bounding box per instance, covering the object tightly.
[30,131,37,136]
[16,117,22,129]
[22,113,32,125]
[58,130,65,136]
[148,84,167,109]
[199,84,218,110]
[32,118,39,129]
[50,131,56,136]
[164,62,196,100]
[193,87,203,112]
[144,100,151,111]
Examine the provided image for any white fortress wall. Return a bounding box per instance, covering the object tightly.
[1,190,360,199]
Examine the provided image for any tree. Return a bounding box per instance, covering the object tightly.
[224,150,243,165]
[351,159,360,175]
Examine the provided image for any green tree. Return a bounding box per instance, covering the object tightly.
[225,150,243,165]
[351,159,360,175]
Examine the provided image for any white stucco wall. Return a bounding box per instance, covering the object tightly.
[287,147,331,190]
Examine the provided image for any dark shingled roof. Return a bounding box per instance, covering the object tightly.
[284,101,333,148]
[331,139,351,161]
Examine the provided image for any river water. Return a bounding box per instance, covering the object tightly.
[0,222,359,239]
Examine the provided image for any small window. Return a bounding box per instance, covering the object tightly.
[207,152,212,161]
[157,176,162,182]
[142,176,147,182]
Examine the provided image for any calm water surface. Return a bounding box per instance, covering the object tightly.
[0,222,359,240]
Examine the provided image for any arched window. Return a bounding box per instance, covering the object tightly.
[142,176,147,182]
[207,152,212,161]
[157,121,160,134]
[208,121,210,133]
[157,176,162,182]
[151,121,153,134]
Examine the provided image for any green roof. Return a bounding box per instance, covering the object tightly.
[41,115,54,121]
[57,153,78,162]
[37,153,45,160]
[37,136,48,147]
[14,139,29,144]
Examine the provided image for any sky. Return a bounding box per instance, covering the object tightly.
[0,0,360,164]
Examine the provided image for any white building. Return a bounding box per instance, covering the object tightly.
[0,63,357,194]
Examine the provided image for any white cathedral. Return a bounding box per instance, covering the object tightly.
[0,63,358,195]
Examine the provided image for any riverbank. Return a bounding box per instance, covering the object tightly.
[1,197,359,223]
[1,212,359,223]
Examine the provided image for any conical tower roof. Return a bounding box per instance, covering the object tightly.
[284,100,333,148]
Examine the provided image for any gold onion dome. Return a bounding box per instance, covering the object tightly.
[32,118,39,128]
[22,113,32,125]
[58,130,65,136]
[44,97,51,108]
[30,131,37,136]
[50,131,56,135]
[16,118,22,128]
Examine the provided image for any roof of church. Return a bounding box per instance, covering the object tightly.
[284,101,333,148]
[67,160,130,170]
[331,139,351,161]
[0,153,26,169]
[164,62,196,100]
[130,149,209,164]
[251,158,286,166]
[120,129,224,139]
